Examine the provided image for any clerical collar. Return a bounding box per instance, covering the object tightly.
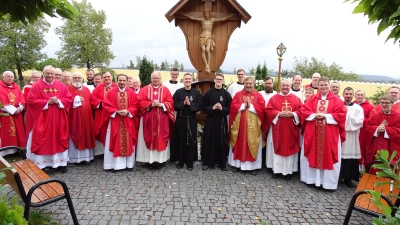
[2,80,12,87]
[237,82,244,85]
[87,80,94,85]
[152,85,159,88]
[345,102,354,106]
[169,80,178,84]
[43,79,54,85]
[279,92,290,96]
[355,100,365,104]
[119,87,126,92]
[264,90,274,94]
[291,87,300,92]
[105,83,112,87]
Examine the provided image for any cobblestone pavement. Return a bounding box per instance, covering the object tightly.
[5,159,372,225]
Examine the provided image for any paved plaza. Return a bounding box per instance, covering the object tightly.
[5,159,372,225]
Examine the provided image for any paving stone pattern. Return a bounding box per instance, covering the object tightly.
[5,160,372,224]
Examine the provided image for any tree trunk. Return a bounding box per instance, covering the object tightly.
[86,60,90,69]
[17,67,24,87]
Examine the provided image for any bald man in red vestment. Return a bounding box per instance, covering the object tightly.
[0,71,26,156]
[265,79,302,180]
[300,77,346,190]
[26,65,73,172]
[136,72,174,170]
[67,72,95,164]
[228,77,265,175]
[90,71,117,156]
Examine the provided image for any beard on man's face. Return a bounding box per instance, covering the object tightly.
[264,86,273,93]
[72,82,82,88]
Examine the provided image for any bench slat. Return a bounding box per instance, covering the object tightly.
[22,160,65,195]
[355,174,376,210]
[12,161,63,203]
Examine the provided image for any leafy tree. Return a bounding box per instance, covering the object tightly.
[135,56,142,69]
[292,56,360,81]
[160,62,166,70]
[366,87,388,105]
[255,64,262,80]
[180,63,184,72]
[154,63,160,70]
[173,60,179,69]
[345,0,400,44]
[139,56,154,86]
[126,60,135,69]
[216,68,223,73]
[261,62,269,79]
[0,0,77,25]
[0,16,50,85]
[233,67,237,74]
[36,58,60,71]
[248,67,255,75]
[55,0,114,69]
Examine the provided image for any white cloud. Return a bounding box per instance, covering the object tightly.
[42,0,400,77]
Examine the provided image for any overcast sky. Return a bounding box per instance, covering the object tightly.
[43,0,399,77]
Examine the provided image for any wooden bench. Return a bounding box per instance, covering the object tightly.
[0,146,79,225]
[343,160,400,225]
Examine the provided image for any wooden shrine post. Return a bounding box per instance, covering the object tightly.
[166,0,251,124]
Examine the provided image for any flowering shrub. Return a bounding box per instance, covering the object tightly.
[254,80,264,91]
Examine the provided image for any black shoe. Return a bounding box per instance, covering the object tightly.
[345,180,356,188]
[272,173,278,178]
[148,165,154,170]
[251,170,257,175]
[176,164,183,169]
[221,167,228,171]
[106,169,116,173]
[187,167,193,171]
[126,167,134,171]
[232,167,241,172]
[285,174,292,180]
[202,165,209,170]
[58,166,68,173]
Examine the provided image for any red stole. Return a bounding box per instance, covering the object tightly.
[67,85,95,150]
[301,92,346,170]
[90,82,117,145]
[102,87,138,157]
[26,79,73,155]
[355,100,375,165]
[229,89,265,162]
[265,94,302,157]
[138,84,174,151]
[0,81,26,147]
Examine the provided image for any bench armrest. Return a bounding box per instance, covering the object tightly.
[26,178,70,204]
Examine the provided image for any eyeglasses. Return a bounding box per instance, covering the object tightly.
[55,74,62,76]
[380,102,392,105]
[215,79,223,81]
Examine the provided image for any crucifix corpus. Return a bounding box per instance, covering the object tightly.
[180,9,234,74]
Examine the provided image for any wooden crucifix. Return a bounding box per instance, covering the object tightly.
[166,0,251,80]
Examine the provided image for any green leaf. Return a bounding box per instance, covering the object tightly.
[353,3,367,13]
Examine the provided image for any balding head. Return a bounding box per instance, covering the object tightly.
[2,71,14,85]
[151,71,161,86]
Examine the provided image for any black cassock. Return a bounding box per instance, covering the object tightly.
[171,87,203,168]
[201,87,232,169]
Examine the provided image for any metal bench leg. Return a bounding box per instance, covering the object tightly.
[343,195,358,225]
[63,186,79,225]
[24,203,31,221]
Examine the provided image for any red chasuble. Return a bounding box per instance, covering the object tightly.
[67,85,96,150]
[364,110,400,166]
[26,79,73,155]
[138,84,174,151]
[265,94,302,157]
[90,82,117,145]
[355,100,375,165]
[229,89,265,162]
[0,81,26,147]
[301,91,346,170]
[102,87,138,157]
[23,82,34,100]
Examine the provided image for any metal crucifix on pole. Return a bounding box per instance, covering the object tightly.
[276,43,286,92]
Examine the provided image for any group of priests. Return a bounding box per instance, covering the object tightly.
[1,67,399,191]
